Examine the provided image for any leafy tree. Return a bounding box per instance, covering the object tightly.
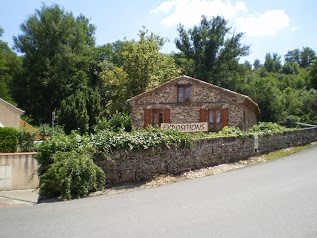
[241,74,284,122]
[284,49,300,65]
[98,28,181,113]
[172,52,196,76]
[0,27,21,102]
[282,87,317,122]
[285,47,316,68]
[309,59,317,90]
[240,49,316,123]
[253,59,262,70]
[55,69,104,134]
[99,63,130,115]
[12,4,97,124]
[243,60,252,71]
[120,28,181,95]
[264,53,282,73]
[300,47,316,68]
[86,89,104,133]
[58,90,89,134]
[174,15,250,89]
[281,61,300,75]
[0,79,10,101]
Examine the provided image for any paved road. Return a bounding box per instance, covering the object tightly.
[1,147,317,238]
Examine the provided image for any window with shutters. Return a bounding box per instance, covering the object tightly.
[200,108,229,132]
[209,109,222,132]
[177,86,190,103]
[152,109,164,126]
[144,108,171,128]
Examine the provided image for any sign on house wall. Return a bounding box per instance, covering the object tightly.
[161,122,208,132]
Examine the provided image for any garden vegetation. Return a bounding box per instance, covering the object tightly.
[34,119,294,200]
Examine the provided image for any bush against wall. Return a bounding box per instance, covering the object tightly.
[0,127,18,152]
[35,127,192,199]
[35,132,91,178]
[39,151,105,200]
[17,128,36,152]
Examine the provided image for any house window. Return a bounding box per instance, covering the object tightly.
[144,108,171,128]
[177,86,190,103]
[152,109,164,126]
[209,109,222,132]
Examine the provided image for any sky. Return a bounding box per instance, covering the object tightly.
[1,0,317,64]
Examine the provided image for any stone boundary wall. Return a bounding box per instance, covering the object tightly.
[0,152,38,190]
[97,127,317,186]
[257,127,317,154]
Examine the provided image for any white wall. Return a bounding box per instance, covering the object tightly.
[0,153,38,190]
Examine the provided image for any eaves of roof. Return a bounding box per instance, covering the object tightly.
[0,97,24,115]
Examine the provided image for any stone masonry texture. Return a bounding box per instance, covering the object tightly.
[96,127,317,186]
[128,76,259,131]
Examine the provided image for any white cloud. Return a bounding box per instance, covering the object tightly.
[151,1,177,14]
[152,0,247,27]
[236,10,290,37]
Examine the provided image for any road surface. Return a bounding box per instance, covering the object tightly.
[1,146,317,238]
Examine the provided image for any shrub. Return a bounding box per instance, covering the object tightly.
[249,122,291,135]
[0,127,18,153]
[91,126,193,152]
[192,123,292,139]
[36,124,65,140]
[217,126,247,137]
[17,128,36,152]
[39,151,105,200]
[95,112,132,133]
[35,131,91,177]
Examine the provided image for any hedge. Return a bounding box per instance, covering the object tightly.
[0,127,19,153]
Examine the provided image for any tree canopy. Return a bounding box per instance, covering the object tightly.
[175,15,250,90]
[98,28,181,114]
[12,4,103,130]
[285,47,316,68]
[0,27,21,103]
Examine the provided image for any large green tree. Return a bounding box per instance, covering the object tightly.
[241,73,285,122]
[240,51,317,123]
[263,53,282,73]
[174,15,250,89]
[98,29,182,114]
[12,4,100,126]
[0,27,21,103]
[285,47,316,68]
[58,90,89,134]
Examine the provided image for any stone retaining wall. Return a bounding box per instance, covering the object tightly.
[97,127,317,186]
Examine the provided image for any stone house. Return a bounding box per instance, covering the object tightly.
[128,75,259,132]
[0,97,24,128]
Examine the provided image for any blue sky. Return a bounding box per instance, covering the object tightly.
[1,0,317,64]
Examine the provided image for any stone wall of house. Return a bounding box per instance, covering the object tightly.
[130,77,258,129]
[245,106,257,130]
[96,127,317,186]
